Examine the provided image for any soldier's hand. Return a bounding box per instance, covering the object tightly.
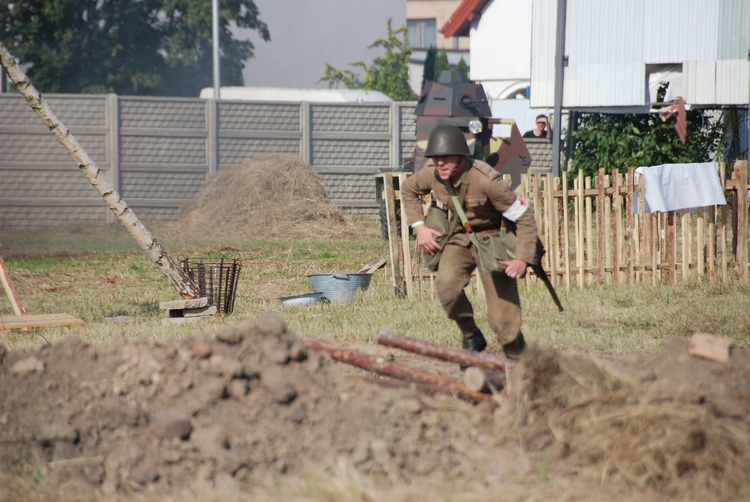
[498,258,527,279]
[415,225,443,256]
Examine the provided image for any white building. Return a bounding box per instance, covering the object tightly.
[447,0,750,110]
[442,0,750,157]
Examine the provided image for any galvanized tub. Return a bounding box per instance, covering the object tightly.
[280,292,327,308]
[307,273,372,303]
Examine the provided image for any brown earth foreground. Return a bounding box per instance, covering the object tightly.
[1,315,749,501]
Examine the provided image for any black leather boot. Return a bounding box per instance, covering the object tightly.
[502,332,526,359]
[460,329,487,371]
[462,329,487,353]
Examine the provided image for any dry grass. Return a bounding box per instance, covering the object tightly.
[2,222,750,354]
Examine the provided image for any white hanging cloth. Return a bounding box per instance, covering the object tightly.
[634,162,726,213]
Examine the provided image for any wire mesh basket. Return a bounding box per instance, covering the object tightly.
[180,257,242,314]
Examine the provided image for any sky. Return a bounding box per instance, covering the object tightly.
[232,0,406,89]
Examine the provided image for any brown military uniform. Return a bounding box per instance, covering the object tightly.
[401,158,538,345]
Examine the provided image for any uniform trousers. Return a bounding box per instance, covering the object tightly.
[434,239,522,345]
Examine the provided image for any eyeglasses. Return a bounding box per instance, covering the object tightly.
[537,121,546,125]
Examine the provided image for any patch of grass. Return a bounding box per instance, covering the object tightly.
[2,223,749,353]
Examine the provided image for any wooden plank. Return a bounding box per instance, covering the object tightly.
[637,175,648,283]
[626,168,634,283]
[520,173,532,289]
[707,204,715,278]
[652,213,660,286]
[533,173,542,227]
[682,210,690,280]
[547,174,558,287]
[398,173,413,298]
[596,169,605,284]
[697,207,705,277]
[736,161,748,282]
[0,313,85,331]
[665,212,675,283]
[576,172,585,288]
[0,253,26,315]
[384,173,406,297]
[721,164,729,282]
[585,176,593,285]
[604,172,612,284]
[562,171,570,290]
[612,169,621,284]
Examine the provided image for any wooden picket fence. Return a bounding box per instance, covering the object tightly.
[383,161,750,298]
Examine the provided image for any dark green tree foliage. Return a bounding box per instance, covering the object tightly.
[421,46,437,91]
[455,57,469,81]
[0,0,269,96]
[434,50,450,78]
[320,19,415,101]
[569,110,723,179]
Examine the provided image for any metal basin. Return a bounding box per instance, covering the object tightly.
[306,273,372,303]
[279,292,327,307]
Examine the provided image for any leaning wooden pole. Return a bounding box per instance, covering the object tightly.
[377,331,518,372]
[0,42,200,299]
[301,337,493,404]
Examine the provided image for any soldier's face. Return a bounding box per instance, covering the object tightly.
[433,155,465,181]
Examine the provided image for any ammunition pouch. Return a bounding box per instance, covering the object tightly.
[476,227,517,274]
[421,204,451,272]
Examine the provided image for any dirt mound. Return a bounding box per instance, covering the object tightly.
[1,322,749,500]
[175,154,347,239]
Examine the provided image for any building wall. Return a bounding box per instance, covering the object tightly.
[407,0,469,51]
[407,0,471,94]
[531,0,750,109]
[470,0,532,98]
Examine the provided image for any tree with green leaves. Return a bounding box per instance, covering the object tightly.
[568,109,723,180]
[319,18,415,101]
[434,50,450,79]
[456,57,469,81]
[0,0,269,96]
[421,46,437,91]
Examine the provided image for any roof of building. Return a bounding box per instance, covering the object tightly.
[442,0,490,38]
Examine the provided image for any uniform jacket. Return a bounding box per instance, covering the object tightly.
[401,158,539,264]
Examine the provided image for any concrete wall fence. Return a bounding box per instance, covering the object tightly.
[0,94,552,229]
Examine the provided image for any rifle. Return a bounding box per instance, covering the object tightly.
[503,218,564,312]
[530,238,564,312]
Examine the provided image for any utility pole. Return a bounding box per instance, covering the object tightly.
[212,0,221,100]
[551,0,567,177]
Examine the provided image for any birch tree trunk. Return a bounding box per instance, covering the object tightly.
[0,42,200,299]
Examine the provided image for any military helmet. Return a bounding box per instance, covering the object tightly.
[424,125,470,157]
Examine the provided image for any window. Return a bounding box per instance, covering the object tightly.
[407,19,437,49]
[646,63,683,104]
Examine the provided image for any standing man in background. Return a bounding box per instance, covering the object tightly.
[523,114,549,139]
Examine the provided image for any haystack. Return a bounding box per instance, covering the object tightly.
[176,154,346,239]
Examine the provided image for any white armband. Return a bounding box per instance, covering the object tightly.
[411,220,425,229]
[503,197,529,222]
